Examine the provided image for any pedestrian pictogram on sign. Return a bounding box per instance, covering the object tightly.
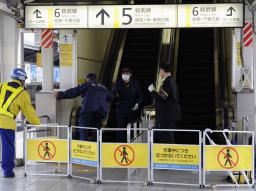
[217,147,239,169]
[114,145,135,166]
[38,141,56,160]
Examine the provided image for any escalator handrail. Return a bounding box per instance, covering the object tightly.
[99,30,127,89]
[154,29,164,86]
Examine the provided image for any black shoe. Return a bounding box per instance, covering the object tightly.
[4,173,15,178]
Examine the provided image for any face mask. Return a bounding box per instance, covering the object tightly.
[122,74,130,81]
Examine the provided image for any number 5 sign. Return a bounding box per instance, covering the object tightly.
[88,5,177,28]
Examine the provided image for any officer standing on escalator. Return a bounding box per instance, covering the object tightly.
[112,68,143,142]
[0,68,41,178]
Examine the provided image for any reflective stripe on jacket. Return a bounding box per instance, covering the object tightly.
[0,82,23,119]
[0,80,40,130]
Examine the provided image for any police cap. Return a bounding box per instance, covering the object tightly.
[86,73,97,82]
[121,67,132,74]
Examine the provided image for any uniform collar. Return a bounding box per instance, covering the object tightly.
[162,74,171,82]
[11,80,23,86]
[121,79,132,87]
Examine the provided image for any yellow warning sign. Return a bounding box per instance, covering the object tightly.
[205,145,253,171]
[27,139,68,162]
[60,44,73,52]
[237,42,242,66]
[36,53,42,67]
[60,44,73,66]
[71,140,98,167]
[102,143,148,168]
[153,144,200,170]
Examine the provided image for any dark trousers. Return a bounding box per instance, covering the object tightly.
[154,122,176,144]
[79,111,104,141]
[116,111,134,142]
[0,129,15,176]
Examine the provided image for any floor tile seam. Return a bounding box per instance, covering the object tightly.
[24,177,62,191]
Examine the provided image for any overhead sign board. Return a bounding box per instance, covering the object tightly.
[178,3,244,28]
[25,6,87,29]
[88,5,177,28]
[25,3,244,29]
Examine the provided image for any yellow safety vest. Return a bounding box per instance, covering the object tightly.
[0,82,23,119]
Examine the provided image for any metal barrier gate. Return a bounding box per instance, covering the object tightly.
[24,124,69,177]
[99,128,150,184]
[23,124,255,189]
[70,126,99,183]
[203,129,254,188]
[151,129,202,187]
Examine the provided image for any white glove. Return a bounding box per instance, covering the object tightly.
[132,103,139,111]
[148,84,155,92]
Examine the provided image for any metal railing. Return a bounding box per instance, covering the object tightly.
[23,121,254,188]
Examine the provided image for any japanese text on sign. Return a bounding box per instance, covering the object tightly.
[178,3,243,28]
[153,144,200,170]
[25,3,243,29]
[25,6,87,28]
[72,140,98,167]
[88,5,177,28]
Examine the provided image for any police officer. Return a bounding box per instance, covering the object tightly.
[56,73,113,141]
[112,68,142,142]
[0,68,40,178]
[148,63,182,143]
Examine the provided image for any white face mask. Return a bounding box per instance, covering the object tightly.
[122,74,130,81]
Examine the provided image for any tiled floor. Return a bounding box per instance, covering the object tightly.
[0,166,255,191]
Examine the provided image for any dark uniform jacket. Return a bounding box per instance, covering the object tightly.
[151,76,182,122]
[58,82,113,117]
[112,79,142,115]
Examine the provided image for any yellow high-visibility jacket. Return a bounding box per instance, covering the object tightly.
[0,80,40,130]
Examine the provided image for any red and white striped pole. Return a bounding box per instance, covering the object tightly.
[41,29,53,48]
[243,22,253,47]
[41,29,54,91]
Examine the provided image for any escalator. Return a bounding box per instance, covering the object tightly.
[176,28,216,144]
[119,0,164,107]
[104,1,164,129]
[120,29,161,107]
[106,28,162,130]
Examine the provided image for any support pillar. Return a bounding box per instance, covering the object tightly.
[0,13,18,81]
[59,30,77,89]
[42,47,54,91]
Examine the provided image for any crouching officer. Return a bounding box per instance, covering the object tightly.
[0,68,40,178]
[55,73,113,141]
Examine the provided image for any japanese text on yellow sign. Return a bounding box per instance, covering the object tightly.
[237,42,242,66]
[60,44,73,66]
[102,143,148,168]
[36,53,42,67]
[71,140,98,167]
[153,144,200,170]
[27,139,68,162]
[205,145,253,171]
